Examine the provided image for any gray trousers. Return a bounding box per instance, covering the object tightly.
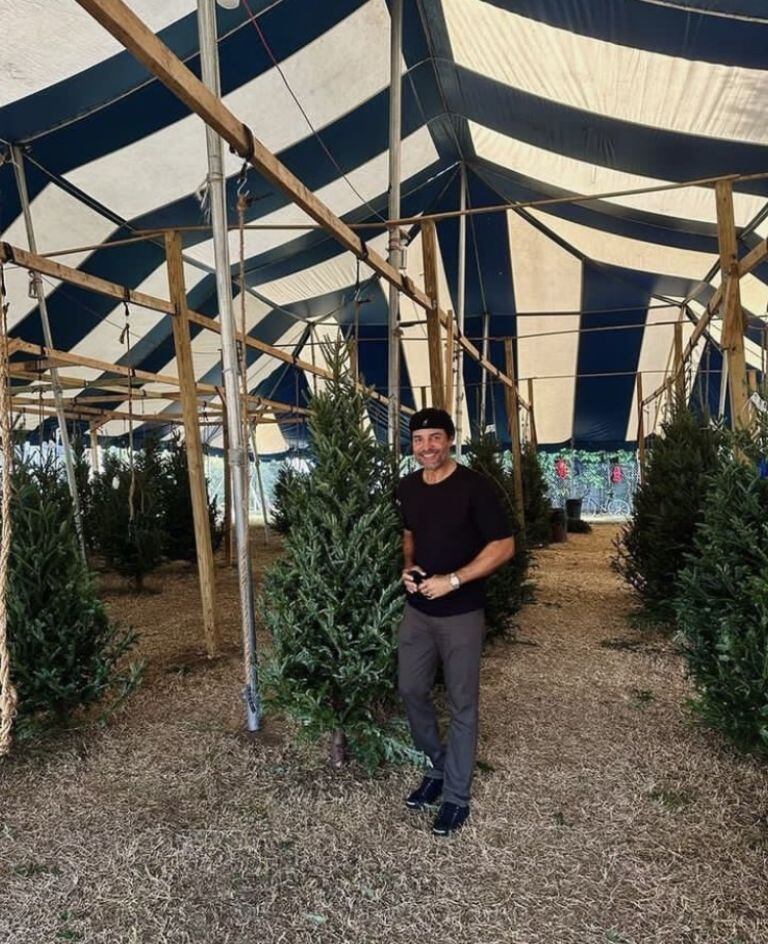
[397,605,485,807]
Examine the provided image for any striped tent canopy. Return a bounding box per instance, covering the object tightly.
[1,0,767,454]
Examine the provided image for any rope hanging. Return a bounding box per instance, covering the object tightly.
[0,259,18,756]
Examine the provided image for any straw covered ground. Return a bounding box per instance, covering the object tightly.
[1,525,767,943]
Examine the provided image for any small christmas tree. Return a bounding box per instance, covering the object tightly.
[614,399,722,623]
[261,341,404,768]
[270,462,301,535]
[158,431,221,561]
[521,441,552,546]
[675,413,768,751]
[91,437,165,590]
[464,433,530,638]
[7,456,140,721]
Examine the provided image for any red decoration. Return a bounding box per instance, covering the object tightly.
[554,457,569,480]
[610,463,623,484]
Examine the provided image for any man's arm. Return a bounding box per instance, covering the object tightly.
[419,536,514,600]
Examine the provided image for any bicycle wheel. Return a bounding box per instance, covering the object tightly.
[606,498,630,518]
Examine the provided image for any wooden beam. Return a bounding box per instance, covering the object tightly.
[636,372,646,476]
[166,232,218,658]
[444,312,455,419]
[527,377,538,450]
[716,181,749,429]
[420,220,445,409]
[0,242,409,415]
[673,318,685,403]
[504,339,526,534]
[69,1,519,397]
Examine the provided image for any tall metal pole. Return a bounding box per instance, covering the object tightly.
[454,164,467,456]
[387,0,403,458]
[11,146,86,561]
[197,0,260,730]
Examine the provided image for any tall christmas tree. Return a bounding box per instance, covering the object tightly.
[614,399,722,623]
[464,433,530,638]
[674,412,768,751]
[8,456,139,721]
[261,341,404,768]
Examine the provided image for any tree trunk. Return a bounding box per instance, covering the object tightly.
[330,728,347,768]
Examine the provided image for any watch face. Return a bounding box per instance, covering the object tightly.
[450,574,460,588]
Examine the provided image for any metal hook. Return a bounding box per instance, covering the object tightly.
[237,161,250,199]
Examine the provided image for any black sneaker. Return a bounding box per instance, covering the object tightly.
[405,775,443,811]
[431,802,470,837]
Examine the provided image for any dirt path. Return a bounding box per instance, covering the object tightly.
[1,527,766,943]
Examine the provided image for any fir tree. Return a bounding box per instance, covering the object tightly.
[675,413,768,752]
[91,437,165,589]
[614,400,722,623]
[7,456,140,720]
[521,441,552,546]
[270,462,301,535]
[464,433,530,638]
[261,341,404,768]
[158,431,221,561]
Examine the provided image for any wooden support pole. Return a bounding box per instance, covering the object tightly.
[504,339,526,534]
[444,311,455,419]
[636,373,646,476]
[674,318,685,403]
[748,369,758,395]
[715,181,749,429]
[421,220,445,409]
[166,232,218,657]
[527,378,538,450]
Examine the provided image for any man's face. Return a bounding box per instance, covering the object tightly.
[412,428,453,470]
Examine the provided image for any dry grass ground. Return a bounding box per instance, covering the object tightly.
[1,525,767,943]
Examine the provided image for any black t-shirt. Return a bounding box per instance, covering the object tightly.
[396,463,512,616]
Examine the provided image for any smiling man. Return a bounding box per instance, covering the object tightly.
[396,408,515,837]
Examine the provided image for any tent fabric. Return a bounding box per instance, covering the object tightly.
[1,0,766,453]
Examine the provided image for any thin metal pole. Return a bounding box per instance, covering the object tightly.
[11,146,86,561]
[197,0,260,731]
[455,164,467,456]
[480,312,490,431]
[387,0,403,458]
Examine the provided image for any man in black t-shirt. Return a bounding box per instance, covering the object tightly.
[396,408,514,837]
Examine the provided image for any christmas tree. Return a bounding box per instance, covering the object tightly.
[91,436,166,589]
[675,411,768,751]
[614,399,722,623]
[464,433,530,638]
[7,455,140,721]
[521,441,552,546]
[158,431,221,561]
[261,341,404,768]
[270,462,302,535]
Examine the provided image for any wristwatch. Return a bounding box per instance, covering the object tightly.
[448,572,461,591]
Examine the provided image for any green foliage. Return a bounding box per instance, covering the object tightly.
[521,442,552,546]
[614,401,722,623]
[674,416,768,752]
[7,455,140,720]
[157,432,221,561]
[71,432,97,551]
[90,437,165,589]
[270,462,302,535]
[261,341,404,768]
[464,433,531,639]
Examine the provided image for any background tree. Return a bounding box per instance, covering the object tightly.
[614,399,722,623]
[91,436,165,590]
[521,441,552,546]
[465,433,531,639]
[261,341,405,768]
[7,455,140,721]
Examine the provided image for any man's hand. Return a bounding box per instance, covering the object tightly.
[402,566,426,594]
[419,575,453,601]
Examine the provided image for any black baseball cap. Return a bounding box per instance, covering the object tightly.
[408,408,455,438]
